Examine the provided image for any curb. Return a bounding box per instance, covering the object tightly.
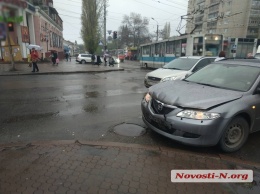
[0,68,125,76]
[1,140,259,169]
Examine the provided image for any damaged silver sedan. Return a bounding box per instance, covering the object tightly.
[141,59,260,152]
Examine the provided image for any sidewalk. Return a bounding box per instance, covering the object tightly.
[0,140,259,194]
[0,59,124,76]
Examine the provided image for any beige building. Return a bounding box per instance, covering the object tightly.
[186,0,260,39]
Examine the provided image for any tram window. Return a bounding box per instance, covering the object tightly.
[166,41,174,54]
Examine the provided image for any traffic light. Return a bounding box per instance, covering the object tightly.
[113,31,117,39]
[7,22,14,31]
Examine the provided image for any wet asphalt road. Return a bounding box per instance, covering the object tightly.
[0,60,260,164]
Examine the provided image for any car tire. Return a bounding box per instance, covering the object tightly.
[218,117,249,153]
[81,60,86,64]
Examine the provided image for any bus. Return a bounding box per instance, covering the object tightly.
[140,34,223,69]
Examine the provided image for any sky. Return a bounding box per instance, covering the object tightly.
[54,0,189,44]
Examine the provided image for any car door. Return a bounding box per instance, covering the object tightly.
[191,58,212,73]
[86,54,92,62]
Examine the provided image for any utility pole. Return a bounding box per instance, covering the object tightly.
[104,0,106,54]
[152,18,159,41]
[156,24,159,42]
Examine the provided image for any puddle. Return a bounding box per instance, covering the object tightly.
[85,91,99,98]
[113,123,146,137]
[106,102,140,108]
[58,108,84,116]
[62,94,85,101]
[83,104,98,113]
[105,90,124,97]
[3,112,58,123]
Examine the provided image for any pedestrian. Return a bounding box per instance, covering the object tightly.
[246,53,255,59]
[215,51,226,62]
[56,57,59,65]
[96,55,101,66]
[91,54,96,65]
[30,47,39,72]
[65,52,69,61]
[109,56,115,66]
[51,51,56,65]
[53,51,58,65]
[103,55,107,66]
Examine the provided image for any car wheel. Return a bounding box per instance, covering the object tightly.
[81,60,86,64]
[218,117,249,152]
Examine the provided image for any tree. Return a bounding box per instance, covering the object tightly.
[120,12,150,47]
[161,22,171,39]
[81,0,104,54]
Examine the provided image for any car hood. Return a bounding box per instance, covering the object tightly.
[149,80,243,110]
[146,68,188,79]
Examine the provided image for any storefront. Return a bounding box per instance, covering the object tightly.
[0,0,63,62]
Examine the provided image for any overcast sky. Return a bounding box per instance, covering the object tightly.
[54,0,188,44]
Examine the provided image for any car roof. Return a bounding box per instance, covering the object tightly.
[214,59,260,67]
[179,56,217,59]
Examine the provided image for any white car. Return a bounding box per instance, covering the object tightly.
[76,54,92,64]
[144,56,217,88]
[254,53,260,59]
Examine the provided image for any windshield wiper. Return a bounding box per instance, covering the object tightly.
[198,83,223,89]
[163,67,181,70]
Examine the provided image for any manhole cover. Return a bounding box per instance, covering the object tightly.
[113,123,146,137]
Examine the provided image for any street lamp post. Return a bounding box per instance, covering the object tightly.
[152,17,159,41]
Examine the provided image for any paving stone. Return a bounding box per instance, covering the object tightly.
[0,142,256,194]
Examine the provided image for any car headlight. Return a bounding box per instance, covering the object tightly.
[161,76,177,82]
[144,93,152,103]
[177,110,220,120]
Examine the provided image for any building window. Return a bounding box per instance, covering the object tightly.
[208,11,219,19]
[209,4,219,13]
[207,21,217,28]
[210,0,219,4]
[196,0,205,4]
[195,16,204,23]
[224,19,229,24]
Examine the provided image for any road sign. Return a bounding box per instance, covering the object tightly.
[232,44,237,50]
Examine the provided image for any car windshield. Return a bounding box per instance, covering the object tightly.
[163,58,200,70]
[185,63,260,92]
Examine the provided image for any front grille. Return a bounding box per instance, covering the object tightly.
[148,76,161,82]
[143,113,176,134]
[151,99,175,115]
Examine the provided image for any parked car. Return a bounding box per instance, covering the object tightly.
[76,53,92,64]
[255,53,260,59]
[144,56,217,88]
[141,59,260,152]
